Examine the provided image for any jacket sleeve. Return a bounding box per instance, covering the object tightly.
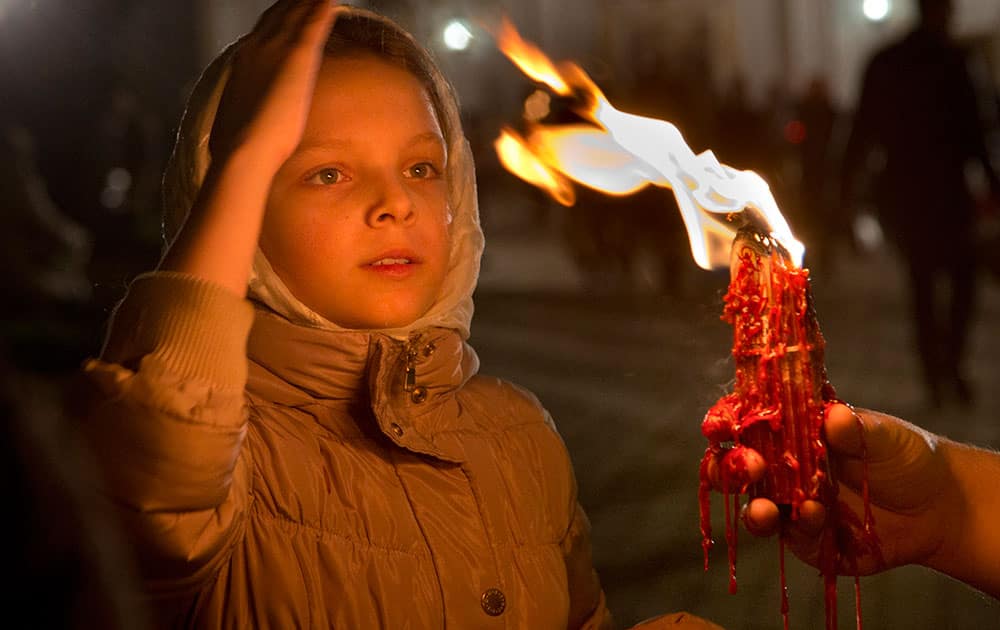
[562,505,725,630]
[562,500,614,629]
[76,272,255,596]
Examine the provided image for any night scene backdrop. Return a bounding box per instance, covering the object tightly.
[2,0,1000,627]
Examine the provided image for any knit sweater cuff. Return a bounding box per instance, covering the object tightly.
[100,272,254,388]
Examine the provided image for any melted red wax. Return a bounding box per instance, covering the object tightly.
[698,247,877,630]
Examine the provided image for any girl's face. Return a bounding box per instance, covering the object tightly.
[261,54,451,329]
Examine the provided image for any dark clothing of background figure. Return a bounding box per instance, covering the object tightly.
[0,357,148,629]
[842,24,1000,407]
[0,124,104,372]
[794,79,842,277]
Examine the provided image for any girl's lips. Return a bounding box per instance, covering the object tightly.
[364,252,421,279]
[365,261,418,279]
[364,250,421,266]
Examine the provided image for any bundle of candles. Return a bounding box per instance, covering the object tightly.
[698,228,871,630]
[486,17,879,630]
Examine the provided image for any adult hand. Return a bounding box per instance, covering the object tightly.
[740,404,957,576]
[629,611,725,629]
[209,0,341,173]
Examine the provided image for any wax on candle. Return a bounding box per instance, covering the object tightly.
[698,231,876,630]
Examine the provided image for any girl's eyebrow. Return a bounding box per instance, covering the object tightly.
[291,132,445,157]
[293,138,352,154]
[407,132,446,148]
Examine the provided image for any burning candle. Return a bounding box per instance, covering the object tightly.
[714,229,836,509]
[700,227,841,628]
[487,17,876,630]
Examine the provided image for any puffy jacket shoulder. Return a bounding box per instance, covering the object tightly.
[458,374,559,434]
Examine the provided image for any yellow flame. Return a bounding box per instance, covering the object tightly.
[493,19,804,270]
[496,16,572,96]
[494,128,575,206]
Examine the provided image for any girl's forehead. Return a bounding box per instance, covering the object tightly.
[318,53,418,86]
[315,58,428,103]
[320,54,438,107]
[309,60,442,132]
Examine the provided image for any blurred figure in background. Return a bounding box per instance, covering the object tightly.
[0,121,98,372]
[88,82,163,320]
[716,79,796,228]
[841,0,1000,409]
[715,76,759,173]
[1,123,92,310]
[0,354,148,629]
[793,77,842,277]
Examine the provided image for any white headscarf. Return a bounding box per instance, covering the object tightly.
[161,7,484,340]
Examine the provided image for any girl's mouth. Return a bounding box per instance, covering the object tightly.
[370,257,412,266]
[365,253,420,278]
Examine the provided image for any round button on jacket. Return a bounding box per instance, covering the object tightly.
[410,386,428,404]
[480,588,506,616]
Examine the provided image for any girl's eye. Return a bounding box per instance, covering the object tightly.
[405,162,439,179]
[307,168,344,185]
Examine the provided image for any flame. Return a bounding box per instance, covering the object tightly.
[495,16,572,96]
[492,19,804,270]
[494,128,575,206]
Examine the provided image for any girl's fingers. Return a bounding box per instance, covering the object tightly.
[252,0,303,42]
[253,0,335,46]
[293,0,341,46]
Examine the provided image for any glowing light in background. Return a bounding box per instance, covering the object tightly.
[100,167,133,211]
[443,19,473,51]
[862,0,891,22]
[783,120,807,145]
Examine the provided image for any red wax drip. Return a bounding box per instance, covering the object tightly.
[825,572,838,629]
[725,490,737,593]
[854,576,863,630]
[780,537,789,630]
[698,244,875,630]
[699,449,714,571]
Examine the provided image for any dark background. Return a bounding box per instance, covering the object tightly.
[2,0,1000,627]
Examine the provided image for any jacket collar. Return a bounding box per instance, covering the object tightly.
[246,308,479,462]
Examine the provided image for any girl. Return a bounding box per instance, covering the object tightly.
[79,2,717,627]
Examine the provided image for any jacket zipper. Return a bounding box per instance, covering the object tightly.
[404,333,420,392]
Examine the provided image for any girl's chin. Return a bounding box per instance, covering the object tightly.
[319,303,432,330]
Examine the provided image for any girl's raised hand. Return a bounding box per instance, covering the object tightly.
[159,1,339,293]
[209,0,341,174]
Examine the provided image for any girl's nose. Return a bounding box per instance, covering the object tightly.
[365,174,416,227]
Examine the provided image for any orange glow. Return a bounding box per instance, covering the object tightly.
[492,18,805,270]
[494,128,575,206]
[496,16,572,96]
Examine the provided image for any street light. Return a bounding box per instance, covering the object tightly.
[442,19,473,51]
[862,0,891,22]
